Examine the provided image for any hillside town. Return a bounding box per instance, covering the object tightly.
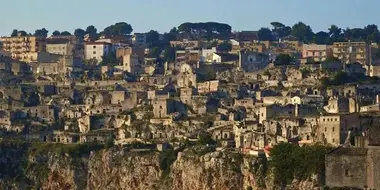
[1,21,380,189]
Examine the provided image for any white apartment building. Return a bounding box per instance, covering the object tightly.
[84,42,111,63]
[200,47,217,62]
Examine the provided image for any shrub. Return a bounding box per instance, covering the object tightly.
[270,143,331,186]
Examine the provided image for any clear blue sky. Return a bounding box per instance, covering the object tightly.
[1,0,379,36]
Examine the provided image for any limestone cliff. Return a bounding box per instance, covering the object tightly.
[0,143,318,190]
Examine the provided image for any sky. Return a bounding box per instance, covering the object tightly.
[0,0,379,36]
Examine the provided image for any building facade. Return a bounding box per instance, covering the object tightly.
[302,44,331,62]
[0,33,46,62]
[333,42,370,65]
[84,42,111,63]
[132,33,147,47]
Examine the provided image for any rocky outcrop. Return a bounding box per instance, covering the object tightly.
[0,144,317,190]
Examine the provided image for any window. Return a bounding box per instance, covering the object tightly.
[93,45,96,48]
[332,138,335,143]
[93,51,96,54]
[325,127,327,132]
[333,127,335,132]
[345,169,349,176]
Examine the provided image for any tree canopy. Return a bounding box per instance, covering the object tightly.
[86,25,98,42]
[217,41,232,52]
[274,54,294,65]
[291,22,314,42]
[150,46,162,59]
[60,31,72,36]
[146,30,160,48]
[270,143,330,186]
[163,47,176,63]
[34,28,48,38]
[74,28,86,40]
[11,29,27,37]
[258,28,274,41]
[102,22,133,37]
[270,22,291,39]
[52,30,61,36]
[178,22,232,39]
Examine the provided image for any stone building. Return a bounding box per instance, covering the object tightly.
[326,146,380,189]
[323,96,349,114]
[238,50,269,72]
[317,114,360,146]
[153,94,170,118]
[179,88,192,105]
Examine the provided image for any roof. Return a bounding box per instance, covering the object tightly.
[328,147,368,156]
[85,42,111,45]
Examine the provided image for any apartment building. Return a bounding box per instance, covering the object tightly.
[132,33,147,47]
[0,33,46,62]
[302,44,332,62]
[175,49,200,62]
[333,42,370,65]
[84,42,112,63]
[46,43,75,57]
[46,35,84,59]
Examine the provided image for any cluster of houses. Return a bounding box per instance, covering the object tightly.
[1,29,380,189]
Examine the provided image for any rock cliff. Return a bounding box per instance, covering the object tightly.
[0,143,318,190]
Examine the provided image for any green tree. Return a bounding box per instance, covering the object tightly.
[101,51,118,66]
[258,27,274,41]
[163,47,176,63]
[271,22,291,39]
[146,30,160,48]
[178,22,231,39]
[270,22,285,29]
[52,30,61,36]
[363,24,380,42]
[74,28,86,40]
[103,22,133,37]
[197,132,216,145]
[86,25,98,41]
[11,29,18,37]
[217,41,232,52]
[291,22,314,42]
[150,46,162,59]
[270,143,330,186]
[34,28,49,38]
[275,54,293,65]
[313,31,331,44]
[328,25,344,42]
[11,29,27,37]
[60,31,72,36]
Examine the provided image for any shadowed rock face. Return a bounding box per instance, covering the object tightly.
[0,144,317,190]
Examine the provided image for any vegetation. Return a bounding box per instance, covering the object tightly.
[274,54,294,65]
[163,46,176,63]
[217,41,232,52]
[102,22,133,37]
[159,149,177,175]
[197,64,216,82]
[254,21,380,43]
[34,28,49,38]
[178,22,232,39]
[197,132,216,145]
[258,27,274,41]
[270,143,331,186]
